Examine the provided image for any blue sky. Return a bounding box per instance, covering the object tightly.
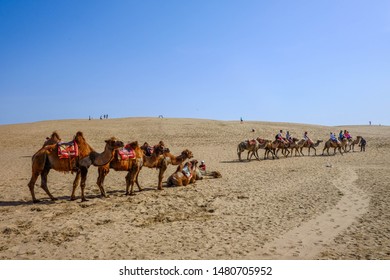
[1,0,389,125]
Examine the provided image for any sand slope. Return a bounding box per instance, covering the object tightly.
[0,118,389,259]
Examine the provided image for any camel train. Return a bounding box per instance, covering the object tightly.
[28,131,220,203]
[237,132,365,161]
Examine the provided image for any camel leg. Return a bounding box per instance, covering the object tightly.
[40,168,57,201]
[134,166,143,191]
[70,170,81,200]
[28,171,41,203]
[96,167,109,198]
[125,168,140,196]
[125,172,132,195]
[157,164,167,191]
[238,150,242,161]
[135,166,142,191]
[254,149,261,161]
[79,167,89,202]
[272,149,278,159]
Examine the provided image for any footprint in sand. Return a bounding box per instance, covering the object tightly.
[246,167,370,259]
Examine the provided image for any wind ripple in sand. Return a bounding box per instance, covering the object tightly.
[248,167,370,259]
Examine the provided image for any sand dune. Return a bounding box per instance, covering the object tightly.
[0,118,389,259]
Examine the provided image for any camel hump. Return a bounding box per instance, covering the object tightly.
[50,131,61,141]
[75,131,84,138]
[74,131,86,143]
[128,141,139,149]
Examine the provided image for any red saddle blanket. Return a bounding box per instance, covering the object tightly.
[118,145,136,160]
[248,139,256,145]
[58,141,79,159]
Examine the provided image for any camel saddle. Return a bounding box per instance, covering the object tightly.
[58,141,79,159]
[248,139,256,145]
[182,165,192,179]
[118,144,136,160]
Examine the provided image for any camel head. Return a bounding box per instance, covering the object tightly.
[190,159,198,167]
[182,149,193,159]
[105,137,124,150]
[153,143,166,156]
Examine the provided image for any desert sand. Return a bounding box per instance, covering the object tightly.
[0,117,389,260]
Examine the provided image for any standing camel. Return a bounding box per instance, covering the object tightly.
[284,138,301,157]
[322,139,344,156]
[297,139,323,156]
[164,149,193,165]
[350,136,362,152]
[97,141,144,197]
[139,142,169,191]
[28,131,124,203]
[255,138,276,160]
[268,140,289,158]
[97,142,193,196]
[237,139,259,161]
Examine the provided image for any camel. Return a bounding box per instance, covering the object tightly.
[167,160,198,187]
[27,131,124,203]
[349,136,362,152]
[164,149,194,165]
[266,139,290,158]
[237,139,259,161]
[97,141,193,195]
[138,144,193,191]
[283,138,301,157]
[297,139,323,156]
[322,138,345,156]
[254,138,276,160]
[195,167,222,181]
[97,141,144,197]
[137,142,169,191]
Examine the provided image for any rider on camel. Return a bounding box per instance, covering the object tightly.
[303,131,313,145]
[276,130,287,144]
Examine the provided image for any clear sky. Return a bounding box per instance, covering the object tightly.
[1,0,389,126]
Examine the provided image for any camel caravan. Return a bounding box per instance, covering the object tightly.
[28,131,222,203]
[237,129,367,161]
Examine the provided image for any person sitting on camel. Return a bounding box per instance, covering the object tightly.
[303,131,313,145]
[330,132,340,144]
[339,130,344,141]
[286,131,293,143]
[344,130,352,139]
[276,130,287,144]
